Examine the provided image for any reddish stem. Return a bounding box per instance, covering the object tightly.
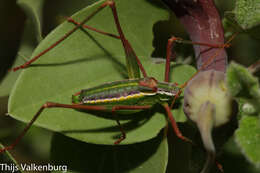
[162,0,227,72]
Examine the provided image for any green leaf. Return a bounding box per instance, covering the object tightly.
[0,143,24,173]
[50,132,168,173]
[233,0,260,30]
[227,62,260,114]
[235,116,260,168]
[8,0,195,145]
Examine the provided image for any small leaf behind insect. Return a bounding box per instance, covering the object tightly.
[8,0,195,145]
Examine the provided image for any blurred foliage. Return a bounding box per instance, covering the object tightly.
[233,0,260,30]
[227,62,260,168]
[0,0,260,173]
[0,0,25,82]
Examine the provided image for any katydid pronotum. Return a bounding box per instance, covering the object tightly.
[1,1,232,170]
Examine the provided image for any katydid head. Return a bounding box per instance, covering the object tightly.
[138,77,158,92]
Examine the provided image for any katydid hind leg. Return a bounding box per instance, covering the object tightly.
[11,0,147,80]
[0,103,152,152]
[10,1,117,72]
[164,37,178,82]
[107,1,147,79]
[66,17,121,39]
[0,102,108,153]
[67,1,147,79]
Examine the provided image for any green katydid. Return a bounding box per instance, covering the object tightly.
[1,0,230,155]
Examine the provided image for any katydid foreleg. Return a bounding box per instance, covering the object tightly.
[164,37,177,82]
[163,35,232,109]
[164,36,232,83]
[163,36,232,114]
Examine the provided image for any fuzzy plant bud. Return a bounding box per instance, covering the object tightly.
[183,70,233,173]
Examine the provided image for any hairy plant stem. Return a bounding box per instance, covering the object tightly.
[162,0,227,72]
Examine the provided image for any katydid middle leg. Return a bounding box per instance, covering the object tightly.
[111,104,193,144]
[66,0,147,79]
[111,105,151,144]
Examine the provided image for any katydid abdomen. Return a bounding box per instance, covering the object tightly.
[72,77,180,112]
